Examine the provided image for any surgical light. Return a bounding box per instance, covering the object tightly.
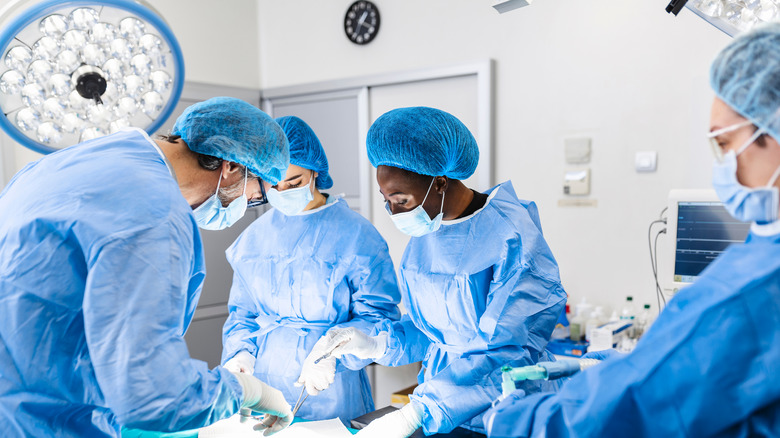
[666,0,780,36]
[0,0,184,154]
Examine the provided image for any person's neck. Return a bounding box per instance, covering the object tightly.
[156,139,216,207]
[304,189,327,211]
[442,180,474,220]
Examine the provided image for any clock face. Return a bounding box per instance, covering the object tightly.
[344,1,380,45]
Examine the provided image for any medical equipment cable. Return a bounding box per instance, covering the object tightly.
[648,207,668,314]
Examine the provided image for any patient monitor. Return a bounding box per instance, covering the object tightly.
[664,189,750,294]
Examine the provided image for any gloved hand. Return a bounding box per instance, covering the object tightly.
[322,327,388,360]
[355,403,423,438]
[296,334,337,396]
[224,350,256,374]
[583,348,625,362]
[231,372,293,436]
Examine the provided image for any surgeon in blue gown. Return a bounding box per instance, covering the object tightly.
[0,97,295,437]
[483,23,780,438]
[221,116,401,425]
[300,107,567,437]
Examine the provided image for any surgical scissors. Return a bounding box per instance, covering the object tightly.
[238,386,308,429]
[291,385,308,417]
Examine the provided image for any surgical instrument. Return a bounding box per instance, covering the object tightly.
[500,358,601,398]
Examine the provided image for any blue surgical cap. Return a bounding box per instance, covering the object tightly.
[366,107,479,180]
[710,22,780,142]
[172,97,290,185]
[275,116,333,189]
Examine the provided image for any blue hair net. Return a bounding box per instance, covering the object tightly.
[710,22,780,141]
[275,116,333,189]
[366,107,479,180]
[172,97,290,185]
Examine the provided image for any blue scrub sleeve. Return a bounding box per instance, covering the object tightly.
[413,264,565,434]
[333,252,402,371]
[83,224,243,432]
[372,315,433,367]
[484,270,778,438]
[222,272,261,364]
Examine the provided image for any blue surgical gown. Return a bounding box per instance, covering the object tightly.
[0,129,243,437]
[372,181,567,435]
[484,228,780,438]
[221,198,401,424]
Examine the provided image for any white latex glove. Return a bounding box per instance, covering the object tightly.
[224,350,256,374]
[355,403,423,438]
[231,372,293,436]
[324,327,388,360]
[296,334,337,396]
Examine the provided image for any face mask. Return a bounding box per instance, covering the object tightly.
[267,172,314,216]
[192,169,248,230]
[712,127,780,224]
[386,177,445,237]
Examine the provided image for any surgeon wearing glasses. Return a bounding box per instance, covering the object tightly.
[482,23,780,438]
[299,107,568,437]
[0,97,294,437]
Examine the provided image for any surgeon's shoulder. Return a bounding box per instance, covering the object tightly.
[331,198,386,237]
[478,181,544,235]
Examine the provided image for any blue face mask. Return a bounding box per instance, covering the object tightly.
[267,172,314,216]
[386,177,445,237]
[712,127,780,224]
[192,169,248,230]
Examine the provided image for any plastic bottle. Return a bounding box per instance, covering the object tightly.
[569,298,593,342]
[569,311,583,342]
[634,304,654,339]
[585,306,605,342]
[619,296,637,339]
[608,310,619,323]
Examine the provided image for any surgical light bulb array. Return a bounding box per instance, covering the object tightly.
[687,0,780,35]
[0,2,181,152]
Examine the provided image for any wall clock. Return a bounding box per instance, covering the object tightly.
[344,1,380,45]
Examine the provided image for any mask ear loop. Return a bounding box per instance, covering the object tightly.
[419,177,436,207]
[242,168,248,196]
[214,167,225,196]
[420,177,446,216]
[308,170,316,192]
[736,127,766,156]
[767,164,780,188]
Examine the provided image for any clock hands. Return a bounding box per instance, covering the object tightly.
[355,10,369,33]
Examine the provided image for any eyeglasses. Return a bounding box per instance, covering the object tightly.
[247,177,268,208]
[707,120,754,162]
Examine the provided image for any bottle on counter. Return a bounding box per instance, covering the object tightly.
[634,304,654,339]
[585,306,605,343]
[569,298,593,342]
[619,296,637,339]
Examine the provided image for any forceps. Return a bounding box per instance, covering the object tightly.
[240,386,308,429]
[291,385,308,417]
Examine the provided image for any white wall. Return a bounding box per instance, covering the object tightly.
[0,0,262,184]
[256,1,732,315]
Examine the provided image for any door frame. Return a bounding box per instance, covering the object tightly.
[261,60,495,220]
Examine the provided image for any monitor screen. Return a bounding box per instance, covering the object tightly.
[673,201,751,283]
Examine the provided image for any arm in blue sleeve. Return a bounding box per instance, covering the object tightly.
[221,270,261,364]
[412,259,567,434]
[372,315,432,367]
[83,223,243,432]
[336,247,402,370]
[484,278,775,438]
